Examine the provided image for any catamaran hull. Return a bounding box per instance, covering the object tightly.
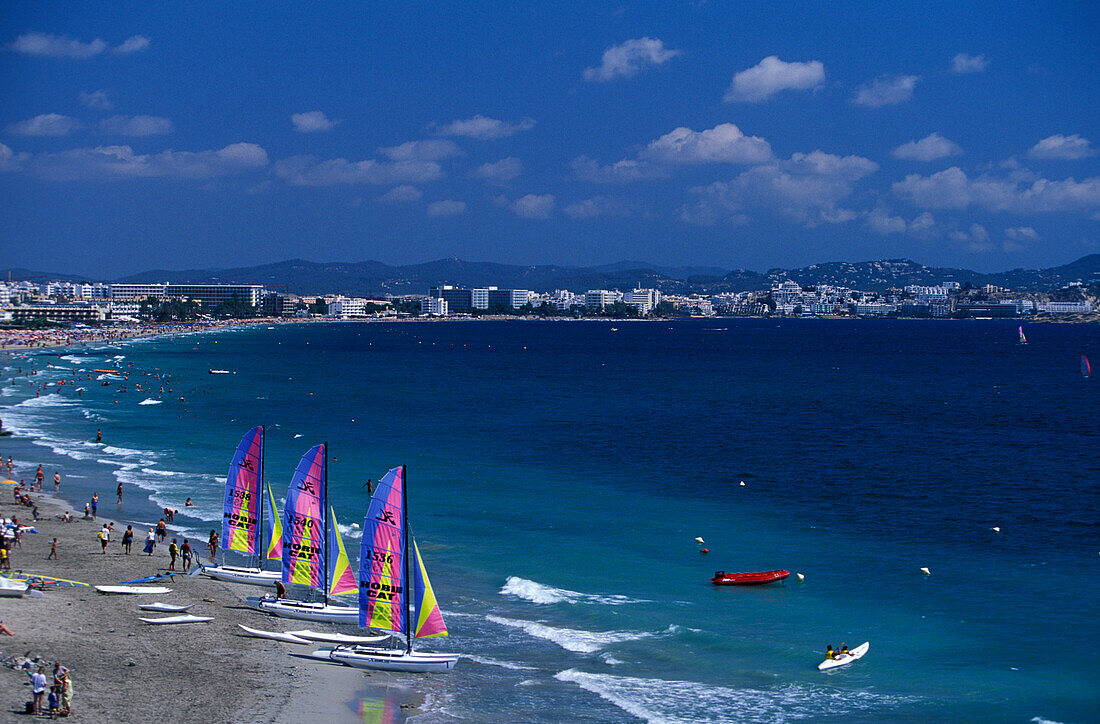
[202,565,281,586]
[328,647,458,673]
[255,598,359,624]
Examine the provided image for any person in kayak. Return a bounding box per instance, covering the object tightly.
[839,643,849,656]
[825,645,835,660]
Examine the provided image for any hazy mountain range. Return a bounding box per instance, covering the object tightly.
[6,254,1100,296]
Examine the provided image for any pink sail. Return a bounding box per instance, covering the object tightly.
[221,427,263,555]
[282,444,326,588]
[359,466,406,633]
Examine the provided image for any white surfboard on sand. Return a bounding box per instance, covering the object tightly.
[96,585,172,595]
[139,615,213,624]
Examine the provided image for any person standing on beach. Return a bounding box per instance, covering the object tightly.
[156,518,166,542]
[53,472,60,492]
[0,544,9,571]
[181,539,192,572]
[121,526,133,554]
[168,539,178,570]
[48,538,57,560]
[143,528,156,555]
[35,465,44,489]
[116,483,123,504]
[30,666,47,715]
[90,493,98,520]
[208,530,218,561]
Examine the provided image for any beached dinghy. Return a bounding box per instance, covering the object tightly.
[138,602,193,612]
[96,585,172,595]
[203,427,285,587]
[324,465,459,674]
[285,629,390,645]
[237,624,311,644]
[139,614,213,625]
[0,576,27,598]
[711,570,790,586]
[818,642,870,671]
[252,444,361,624]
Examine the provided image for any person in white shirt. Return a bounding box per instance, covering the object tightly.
[30,666,47,714]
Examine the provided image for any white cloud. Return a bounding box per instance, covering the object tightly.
[681,151,878,226]
[469,157,523,184]
[291,111,337,133]
[950,53,988,74]
[893,166,1100,214]
[642,123,773,165]
[891,133,962,162]
[275,156,442,186]
[433,115,535,140]
[6,114,81,136]
[9,32,107,58]
[1005,226,1038,240]
[23,142,267,181]
[1028,134,1095,160]
[865,207,936,236]
[950,223,992,252]
[563,196,633,219]
[112,35,150,55]
[79,90,113,111]
[572,156,665,183]
[723,56,825,103]
[379,139,462,162]
[582,37,680,82]
[0,142,28,171]
[427,200,466,217]
[511,194,555,219]
[99,115,173,136]
[853,75,920,107]
[378,185,422,203]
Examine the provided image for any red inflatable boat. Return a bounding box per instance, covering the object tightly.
[710,570,789,586]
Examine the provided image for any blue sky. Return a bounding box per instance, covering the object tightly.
[1,1,1098,278]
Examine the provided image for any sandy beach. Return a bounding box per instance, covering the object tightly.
[0,490,422,723]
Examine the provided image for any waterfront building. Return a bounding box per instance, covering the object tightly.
[430,285,472,312]
[585,290,620,309]
[108,283,263,308]
[627,288,661,315]
[11,304,107,323]
[471,287,495,310]
[1037,301,1093,313]
[421,297,448,316]
[328,296,368,319]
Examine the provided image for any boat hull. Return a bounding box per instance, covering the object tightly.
[254,598,359,624]
[328,646,458,673]
[818,641,870,670]
[202,564,281,587]
[711,569,790,586]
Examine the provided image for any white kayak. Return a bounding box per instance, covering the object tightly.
[237,624,310,644]
[138,602,194,612]
[96,585,172,595]
[818,642,870,671]
[285,629,390,645]
[139,615,213,625]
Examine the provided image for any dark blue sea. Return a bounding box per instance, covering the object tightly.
[3,319,1098,722]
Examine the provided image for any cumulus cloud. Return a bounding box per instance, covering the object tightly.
[0,142,28,171]
[949,223,992,252]
[6,114,81,136]
[893,166,1100,214]
[642,123,773,165]
[291,111,337,133]
[853,75,920,107]
[427,200,466,217]
[99,115,174,136]
[723,56,825,103]
[1028,134,1095,160]
[21,142,267,181]
[433,115,535,140]
[510,194,555,219]
[112,35,150,55]
[275,155,442,186]
[469,157,522,184]
[563,196,633,219]
[378,185,422,203]
[583,37,680,82]
[9,32,107,58]
[1005,226,1039,240]
[950,53,988,74]
[79,90,113,111]
[891,133,962,162]
[865,207,935,236]
[681,151,878,226]
[572,156,665,183]
[379,139,462,162]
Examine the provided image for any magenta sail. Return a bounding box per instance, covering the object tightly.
[282,444,326,588]
[221,426,263,556]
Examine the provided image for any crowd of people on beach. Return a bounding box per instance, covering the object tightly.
[0,319,266,351]
[25,661,73,717]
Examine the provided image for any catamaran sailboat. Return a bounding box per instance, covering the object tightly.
[323,465,458,673]
[253,443,360,623]
[202,427,283,586]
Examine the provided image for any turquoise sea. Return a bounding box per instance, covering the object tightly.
[2,319,1098,723]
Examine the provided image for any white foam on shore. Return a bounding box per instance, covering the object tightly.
[501,576,648,606]
[553,669,915,724]
[461,654,537,671]
[13,393,72,409]
[138,398,162,405]
[485,615,663,654]
[336,522,363,539]
[60,355,95,363]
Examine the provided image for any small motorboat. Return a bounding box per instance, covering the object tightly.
[711,570,789,586]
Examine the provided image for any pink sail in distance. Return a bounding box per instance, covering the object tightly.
[282,444,326,588]
[221,426,263,555]
[1083,355,1092,379]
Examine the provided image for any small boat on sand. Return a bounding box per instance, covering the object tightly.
[711,570,789,586]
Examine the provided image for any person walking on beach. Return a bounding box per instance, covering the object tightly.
[0,544,9,571]
[97,524,110,554]
[168,538,178,570]
[90,493,98,520]
[116,482,123,504]
[31,666,47,715]
[35,465,44,491]
[156,518,166,542]
[121,526,133,554]
[143,528,156,555]
[48,538,57,560]
[53,472,60,492]
[181,539,192,572]
[208,530,218,561]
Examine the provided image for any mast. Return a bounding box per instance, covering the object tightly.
[322,442,329,604]
[403,464,411,654]
[257,425,264,570]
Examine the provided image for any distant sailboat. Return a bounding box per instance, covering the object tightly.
[1018,326,1028,345]
[1083,355,1092,379]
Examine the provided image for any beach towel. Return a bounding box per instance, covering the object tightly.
[143,539,155,554]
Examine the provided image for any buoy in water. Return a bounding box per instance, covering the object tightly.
[694,537,705,545]
[699,548,709,554]
[796,573,805,582]
[739,481,746,487]
[991,526,1000,532]
[920,567,931,575]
